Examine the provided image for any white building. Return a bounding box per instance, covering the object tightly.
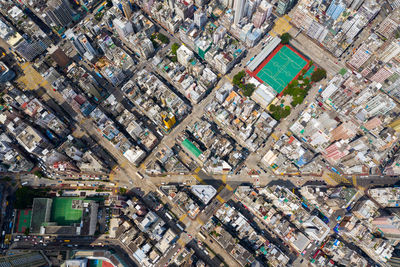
[177,45,194,66]
[234,0,247,25]
[113,18,133,39]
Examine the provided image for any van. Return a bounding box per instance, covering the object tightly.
[165,212,173,220]
[136,172,144,179]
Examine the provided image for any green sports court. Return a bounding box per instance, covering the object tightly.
[51,198,84,225]
[255,45,308,94]
[16,209,31,233]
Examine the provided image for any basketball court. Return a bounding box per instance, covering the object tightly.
[16,209,31,233]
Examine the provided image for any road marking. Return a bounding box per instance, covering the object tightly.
[222,173,227,184]
[271,133,279,141]
[225,184,233,191]
[322,172,338,186]
[179,213,187,222]
[352,175,357,187]
[224,75,232,82]
[196,217,204,225]
[177,238,186,247]
[216,195,225,203]
[194,167,201,173]
[121,160,128,168]
[193,174,206,185]
[217,185,224,193]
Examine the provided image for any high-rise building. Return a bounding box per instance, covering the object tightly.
[330,121,358,142]
[365,94,396,116]
[370,66,394,83]
[0,61,15,83]
[276,0,295,16]
[113,18,134,39]
[194,10,208,29]
[326,0,346,20]
[71,34,97,61]
[348,43,372,69]
[0,252,47,267]
[372,216,400,239]
[377,16,400,39]
[169,0,175,9]
[253,1,272,28]
[380,40,400,63]
[45,0,75,28]
[234,0,246,25]
[14,39,48,61]
[177,45,194,66]
[112,0,134,19]
[246,0,258,18]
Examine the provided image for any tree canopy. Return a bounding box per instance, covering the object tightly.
[311,68,327,82]
[171,43,180,55]
[280,33,292,45]
[157,33,170,44]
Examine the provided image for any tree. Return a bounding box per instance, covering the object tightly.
[24,228,30,236]
[311,68,327,82]
[242,83,255,97]
[119,188,127,195]
[269,104,276,112]
[233,71,246,86]
[34,170,43,178]
[280,33,292,45]
[171,43,180,55]
[157,33,170,44]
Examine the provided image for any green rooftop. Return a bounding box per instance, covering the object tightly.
[182,139,202,158]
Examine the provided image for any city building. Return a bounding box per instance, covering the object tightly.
[45,0,76,28]
[234,0,246,25]
[0,61,15,83]
[112,0,135,19]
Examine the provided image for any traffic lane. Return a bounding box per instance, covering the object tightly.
[156,243,182,267]
[186,239,222,267]
[12,241,138,266]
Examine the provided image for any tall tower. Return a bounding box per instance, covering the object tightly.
[234,0,246,25]
[112,0,135,19]
[46,0,75,27]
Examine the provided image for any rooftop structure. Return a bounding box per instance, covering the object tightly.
[190,185,217,204]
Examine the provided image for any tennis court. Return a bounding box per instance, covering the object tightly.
[51,198,83,225]
[256,45,308,93]
[16,209,31,233]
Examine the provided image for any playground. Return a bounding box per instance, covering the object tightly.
[251,44,309,94]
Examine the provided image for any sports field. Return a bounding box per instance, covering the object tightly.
[255,45,308,93]
[51,198,83,225]
[16,209,31,233]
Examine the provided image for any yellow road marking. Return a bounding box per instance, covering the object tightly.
[224,75,232,82]
[179,213,187,222]
[226,184,233,191]
[196,217,204,225]
[322,172,338,186]
[177,238,186,247]
[271,133,279,141]
[352,175,357,187]
[193,174,206,185]
[194,167,201,173]
[222,173,227,184]
[121,160,128,168]
[216,195,225,203]
[217,185,224,193]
